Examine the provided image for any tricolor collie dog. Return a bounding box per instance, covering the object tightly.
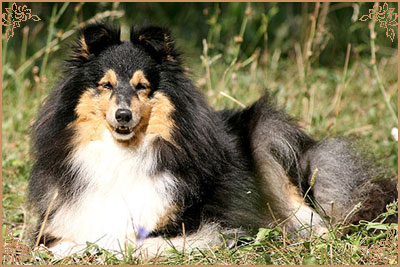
[29,23,397,258]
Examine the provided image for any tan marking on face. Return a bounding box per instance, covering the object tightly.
[69,88,115,149]
[137,88,151,100]
[166,55,176,62]
[146,92,175,143]
[120,91,175,147]
[99,69,118,89]
[163,33,171,52]
[121,96,151,147]
[130,70,150,89]
[70,85,175,149]
[79,36,89,58]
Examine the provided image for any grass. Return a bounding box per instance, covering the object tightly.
[2,2,398,265]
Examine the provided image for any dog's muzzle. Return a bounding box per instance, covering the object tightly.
[107,107,140,140]
[114,109,134,135]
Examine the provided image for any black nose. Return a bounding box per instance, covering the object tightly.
[115,109,132,123]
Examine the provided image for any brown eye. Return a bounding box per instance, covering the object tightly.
[136,83,147,91]
[103,82,113,90]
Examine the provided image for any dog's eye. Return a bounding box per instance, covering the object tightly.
[102,82,113,90]
[136,83,148,91]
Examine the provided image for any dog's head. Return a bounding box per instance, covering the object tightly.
[69,23,179,145]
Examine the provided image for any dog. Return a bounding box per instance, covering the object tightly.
[29,23,397,258]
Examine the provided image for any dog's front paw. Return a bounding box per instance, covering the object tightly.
[49,240,87,259]
[130,236,173,259]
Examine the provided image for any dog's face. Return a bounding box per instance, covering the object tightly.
[101,68,150,141]
[81,46,157,142]
[70,24,177,146]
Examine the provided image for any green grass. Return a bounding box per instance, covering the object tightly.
[2,2,398,265]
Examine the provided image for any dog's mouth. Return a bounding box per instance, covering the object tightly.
[114,125,134,135]
[108,124,137,141]
[106,109,140,141]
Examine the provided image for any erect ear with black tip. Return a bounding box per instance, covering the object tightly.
[74,23,121,59]
[130,26,179,62]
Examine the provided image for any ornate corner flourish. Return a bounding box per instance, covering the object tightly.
[359,227,399,264]
[359,2,398,42]
[1,2,41,41]
[2,226,33,264]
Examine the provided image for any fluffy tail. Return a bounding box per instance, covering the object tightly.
[220,94,397,227]
[301,138,398,224]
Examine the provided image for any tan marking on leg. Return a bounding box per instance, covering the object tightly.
[252,149,325,234]
[280,179,327,236]
[285,180,305,204]
[154,204,179,231]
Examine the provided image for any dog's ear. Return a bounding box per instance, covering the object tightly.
[74,23,121,60]
[130,26,179,62]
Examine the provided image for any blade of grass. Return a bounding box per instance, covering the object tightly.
[219,3,252,88]
[39,4,57,78]
[20,26,29,66]
[66,3,84,29]
[40,3,70,78]
[1,2,12,81]
[219,91,246,108]
[369,12,397,124]
[34,189,59,248]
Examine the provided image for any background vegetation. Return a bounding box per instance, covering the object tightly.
[2,2,398,265]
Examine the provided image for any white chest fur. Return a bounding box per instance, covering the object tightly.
[47,131,177,250]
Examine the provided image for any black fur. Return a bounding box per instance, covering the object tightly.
[29,23,397,251]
